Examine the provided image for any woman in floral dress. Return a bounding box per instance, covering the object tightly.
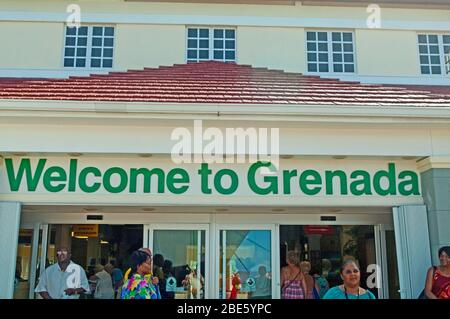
[121,249,160,299]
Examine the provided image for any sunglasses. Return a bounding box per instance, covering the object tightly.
[56,250,69,255]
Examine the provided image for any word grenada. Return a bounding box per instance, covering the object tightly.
[4,158,420,196]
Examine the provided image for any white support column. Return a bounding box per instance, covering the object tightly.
[0,201,21,299]
[393,205,431,299]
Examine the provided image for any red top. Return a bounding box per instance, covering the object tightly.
[432,268,450,299]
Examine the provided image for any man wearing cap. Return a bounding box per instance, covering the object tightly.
[35,246,90,299]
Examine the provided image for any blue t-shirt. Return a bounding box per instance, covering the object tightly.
[111,268,124,286]
[323,286,376,299]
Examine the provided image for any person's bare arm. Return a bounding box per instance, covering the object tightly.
[64,287,86,295]
[280,268,285,288]
[301,274,308,299]
[425,267,437,299]
[39,291,52,299]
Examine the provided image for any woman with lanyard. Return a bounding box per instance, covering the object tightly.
[323,260,376,299]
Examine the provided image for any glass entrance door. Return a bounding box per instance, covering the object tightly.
[279,225,377,299]
[148,225,209,299]
[217,227,275,299]
[14,224,48,299]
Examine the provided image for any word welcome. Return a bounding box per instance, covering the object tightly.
[4,158,420,196]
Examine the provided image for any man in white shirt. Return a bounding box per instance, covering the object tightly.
[35,246,90,299]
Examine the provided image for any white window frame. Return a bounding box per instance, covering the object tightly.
[417,33,450,77]
[305,30,357,75]
[186,26,237,63]
[62,25,115,70]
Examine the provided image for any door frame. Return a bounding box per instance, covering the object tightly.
[145,223,210,299]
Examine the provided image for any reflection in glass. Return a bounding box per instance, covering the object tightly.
[153,230,206,299]
[219,230,272,299]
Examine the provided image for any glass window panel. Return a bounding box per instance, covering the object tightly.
[76,48,86,57]
[199,29,209,38]
[199,50,209,59]
[444,45,450,54]
[318,43,328,52]
[443,35,450,44]
[225,51,235,60]
[318,32,327,41]
[64,58,74,67]
[421,65,430,74]
[332,32,341,41]
[188,39,198,48]
[65,37,76,46]
[333,54,343,62]
[419,45,428,54]
[219,230,272,299]
[78,27,88,36]
[318,64,329,72]
[199,39,209,49]
[420,55,429,64]
[154,230,206,299]
[92,37,102,47]
[93,27,103,36]
[214,50,224,60]
[307,53,317,62]
[214,29,224,38]
[428,35,438,43]
[91,59,101,68]
[104,38,114,47]
[431,65,442,74]
[308,63,317,72]
[318,53,328,62]
[104,27,114,36]
[187,50,197,59]
[91,48,102,57]
[225,29,235,39]
[102,59,113,68]
[307,42,317,51]
[344,64,355,73]
[343,33,353,42]
[75,58,86,67]
[430,55,440,65]
[344,54,353,62]
[333,64,343,72]
[188,28,198,38]
[430,45,439,54]
[343,43,353,52]
[77,37,87,46]
[66,27,76,36]
[225,40,235,49]
[64,48,75,57]
[418,34,427,44]
[214,40,224,49]
[306,32,316,41]
[332,43,342,52]
[103,48,113,58]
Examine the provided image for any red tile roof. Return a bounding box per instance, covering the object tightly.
[0,61,450,107]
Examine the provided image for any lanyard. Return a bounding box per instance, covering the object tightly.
[344,286,360,299]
